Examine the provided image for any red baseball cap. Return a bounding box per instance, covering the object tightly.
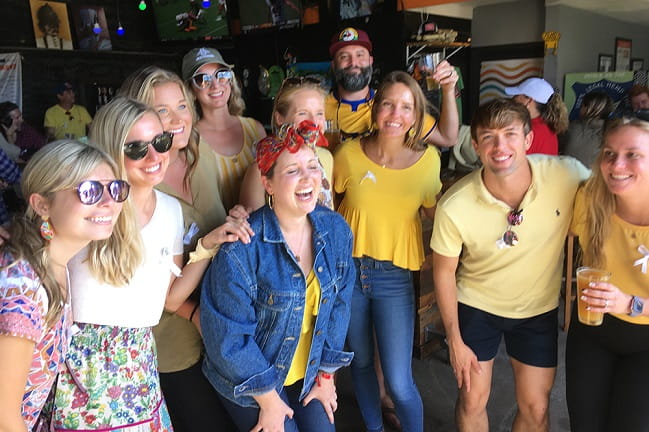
[329,27,373,57]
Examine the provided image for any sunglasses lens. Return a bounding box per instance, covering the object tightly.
[503,230,519,246]
[152,133,173,153]
[77,181,103,205]
[216,70,233,82]
[192,73,210,88]
[108,180,130,203]
[124,141,148,160]
[507,210,523,225]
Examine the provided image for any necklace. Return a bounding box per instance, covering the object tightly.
[293,223,308,262]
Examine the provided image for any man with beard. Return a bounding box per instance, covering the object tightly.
[325,27,459,151]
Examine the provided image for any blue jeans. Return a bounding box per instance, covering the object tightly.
[347,257,423,432]
[217,380,335,432]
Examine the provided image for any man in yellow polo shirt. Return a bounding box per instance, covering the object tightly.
[44,82,93,141]
[325,27,459,151]
[431,99,589,432]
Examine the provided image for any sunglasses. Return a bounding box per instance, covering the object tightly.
[123,132,174,160]
[64,111,74,121]
[75,180,130,205]
[280,76,322,90]
[502,208,523,247]
[191,69,234,89]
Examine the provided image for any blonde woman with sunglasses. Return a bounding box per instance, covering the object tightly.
[182,48,266,210]
[0,140,128,431]
[240,76,333,211]
[51,98,252,431]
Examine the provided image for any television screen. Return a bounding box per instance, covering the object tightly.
[239,0,300,32]
[152,0,229,41]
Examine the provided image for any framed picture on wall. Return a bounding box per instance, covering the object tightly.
[72,6,112,51]
[29,0,74,50]
[631,58,644,72]
[615,37,632,71]
[598,54,613,73]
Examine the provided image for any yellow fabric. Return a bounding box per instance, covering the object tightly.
[431,155,590,318]
[324,92,436,143]
[153,139,228,372]
[200,116,265,211]
[334,138,442,271]
[571,187,649,325]
[43,104,92,140]
[285,270,321,386]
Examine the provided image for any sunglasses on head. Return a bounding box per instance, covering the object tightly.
[123,132,174,160]
[75,180,130,205]
[280,76,322,91]
[191,69,234,89]
[501,208,523,247]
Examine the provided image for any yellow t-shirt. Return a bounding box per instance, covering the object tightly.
[201,116,266,211]
[334,138,441,271]
[153,139,229,372]
[431,155,590,318]
[44,104,92,140]
[285,270,321,386]
[324,91,436,144]
[571,187,649,325]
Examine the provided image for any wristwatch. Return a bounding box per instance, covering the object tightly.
[628,295,644,317]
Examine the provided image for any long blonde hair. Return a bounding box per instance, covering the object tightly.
[3,140,122,326]
[581,118,649,267]
[118,66,199,189]
[88,97,149,283]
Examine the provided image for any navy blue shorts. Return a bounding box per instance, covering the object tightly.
[458,303,558,367]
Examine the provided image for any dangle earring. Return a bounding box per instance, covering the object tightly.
[40,217,54,241]
[408,127,415,138]
[266,194,274,210]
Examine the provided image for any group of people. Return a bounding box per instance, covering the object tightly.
[0,25,648,432]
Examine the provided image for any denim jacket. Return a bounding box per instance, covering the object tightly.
[200,205,355,407]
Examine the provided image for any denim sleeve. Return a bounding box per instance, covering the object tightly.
[320,225,355,372]
[200,247,279,398]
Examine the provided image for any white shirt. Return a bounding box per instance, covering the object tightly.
[70,190,184,327]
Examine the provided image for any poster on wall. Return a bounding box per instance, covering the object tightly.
[152,0,229,41]
[614,38,631,71]
[72,6,112,50]
[479,58,544,105]
[0,53,22,109]
[340,0,382,20]
[30,0,73,50]
[239,0,300,31]
[564,71,634,120]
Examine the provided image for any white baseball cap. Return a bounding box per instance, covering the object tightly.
[505,77,554,104]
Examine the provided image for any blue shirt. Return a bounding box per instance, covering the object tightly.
[0,147,21,225]
[200,205,355,407]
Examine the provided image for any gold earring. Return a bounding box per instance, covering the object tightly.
[267,194,274,210]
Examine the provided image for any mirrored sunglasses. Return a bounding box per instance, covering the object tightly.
[76,180,130,205]
[191,69,234,89]
[501,208,523,247]
[123,132,174,160]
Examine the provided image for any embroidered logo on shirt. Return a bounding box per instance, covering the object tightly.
[633,245,649,274]
[359,170,377,184]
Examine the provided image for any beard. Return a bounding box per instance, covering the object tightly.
[334,65,373,92]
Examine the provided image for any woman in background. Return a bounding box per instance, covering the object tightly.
[119,65,237,431]
[561,91,613,167]
[334,71,442,432]
[182,47,266,210]
[567,118,649,431]
[0,140,127,431]
[505,77,569,155]
[240,77,333,210]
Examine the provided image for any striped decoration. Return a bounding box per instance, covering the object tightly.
[479,58,545,104]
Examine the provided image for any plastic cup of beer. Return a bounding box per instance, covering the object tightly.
[576,267,611,326]
[420,53,442,91]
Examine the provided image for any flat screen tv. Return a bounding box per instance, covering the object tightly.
[152,0,229,41]
[239,0,301,32]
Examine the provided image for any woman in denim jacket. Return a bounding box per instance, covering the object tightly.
[200,120,355,432]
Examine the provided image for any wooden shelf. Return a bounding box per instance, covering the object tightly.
[406,41,470,64]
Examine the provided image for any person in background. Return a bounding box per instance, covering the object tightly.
[0,147,22,226]
[240,77,333,210]
[560,91,613,167]
[431,98,589,432]
[51,97,251,431]
[335,71,442,432]
[201,121,355,432]
[118,65,237,431]
[325,27,459,152]
[0,101,46,162]
[505,77,569,155]
[0,140,127,431]
[182,47,266,210]
[566,118,649,431]
[43,82,93,141]
[629,84,649,112]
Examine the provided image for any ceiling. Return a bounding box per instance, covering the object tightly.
[413,0,649,26]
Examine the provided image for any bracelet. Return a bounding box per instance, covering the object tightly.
[189,303,199,322]
[187,238,220,264]
[315,371,333,387]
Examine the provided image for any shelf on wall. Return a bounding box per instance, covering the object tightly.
[406,41,470,63]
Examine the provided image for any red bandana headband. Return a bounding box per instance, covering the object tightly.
[256,120,328,175]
